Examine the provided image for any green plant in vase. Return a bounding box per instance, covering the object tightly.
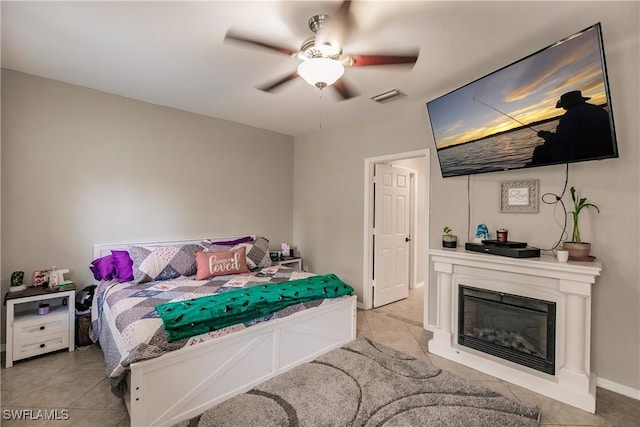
[564,186,600,260]
[442,226,457,248]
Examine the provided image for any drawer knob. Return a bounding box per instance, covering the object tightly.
[40,326,45,331]
[39,343,46,348]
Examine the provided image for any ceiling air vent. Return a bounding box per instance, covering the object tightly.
[370,89,405,104]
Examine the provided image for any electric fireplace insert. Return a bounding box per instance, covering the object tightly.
[458,285,556,375]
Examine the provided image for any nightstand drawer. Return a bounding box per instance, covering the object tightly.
[276,257,302,271]
[13,310,69,342]
[13,332,69,361]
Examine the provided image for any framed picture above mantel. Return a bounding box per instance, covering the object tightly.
[500,180,539,213]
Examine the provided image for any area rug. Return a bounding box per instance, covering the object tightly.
[175,338,540,426]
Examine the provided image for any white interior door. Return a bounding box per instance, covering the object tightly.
[373,164,411,307]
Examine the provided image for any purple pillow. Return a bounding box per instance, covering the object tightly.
[213,236,253,246]
[90,255,116,281]
[112,250,134,283]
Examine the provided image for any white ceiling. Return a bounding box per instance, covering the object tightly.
[0,1,618,136]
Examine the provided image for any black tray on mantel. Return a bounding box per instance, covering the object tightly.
[481,239,527,248]
[465,240,540,258]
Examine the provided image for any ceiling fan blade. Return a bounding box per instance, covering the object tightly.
[225,32,296,56]
[258,71,299,93]
[349,53,419,67]
[332,79,357,100]
[314,1,354,53]
[334,0,354,41]
[335,0,353,22]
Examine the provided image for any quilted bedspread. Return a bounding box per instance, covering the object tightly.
[90,266,342,391]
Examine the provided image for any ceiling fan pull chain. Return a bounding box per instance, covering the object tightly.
[319,91,323,129]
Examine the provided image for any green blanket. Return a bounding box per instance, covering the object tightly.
[156,274,353,342]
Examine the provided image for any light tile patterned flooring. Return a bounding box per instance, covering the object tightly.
[358,287,640,427]
[1,287,638,426]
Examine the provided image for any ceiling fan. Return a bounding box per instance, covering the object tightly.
[224,1,419,100]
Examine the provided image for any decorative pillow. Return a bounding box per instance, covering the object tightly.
[243,236,272,269]
[195,246,250,280]
[111,250,134,283]
[130,244,204,284]
[202,236,272,269]
[200,236,253,254]
[89,255,116,281]
[202,236,253,246]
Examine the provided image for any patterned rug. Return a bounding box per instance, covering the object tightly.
[175,338,540,426]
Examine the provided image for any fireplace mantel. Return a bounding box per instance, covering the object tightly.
[428,248,602,412]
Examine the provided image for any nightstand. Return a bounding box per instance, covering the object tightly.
[274,257,303,271]
[4,285,76,368]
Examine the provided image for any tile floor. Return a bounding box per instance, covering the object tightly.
[1,287,638,426]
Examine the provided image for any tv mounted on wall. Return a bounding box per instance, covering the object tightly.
[426,23,618,178]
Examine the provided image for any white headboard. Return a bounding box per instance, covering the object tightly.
[92,235,249,259]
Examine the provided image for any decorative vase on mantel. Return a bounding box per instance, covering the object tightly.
[442,226,457,248]
[565,186,599,261]
[562,241,593,261]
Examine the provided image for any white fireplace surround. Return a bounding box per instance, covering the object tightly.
[427,248,602,413]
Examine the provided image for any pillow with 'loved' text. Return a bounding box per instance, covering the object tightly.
[195,246,250,280]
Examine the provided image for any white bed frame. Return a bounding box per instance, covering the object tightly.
[93,238,358,427]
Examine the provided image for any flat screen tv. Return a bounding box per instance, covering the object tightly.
[426,23,618,178]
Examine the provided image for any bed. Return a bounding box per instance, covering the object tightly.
[90,237,357,427]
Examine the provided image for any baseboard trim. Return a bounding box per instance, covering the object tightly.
[597,377,640,400]
[411,281,425,290]
[416,334,639,401]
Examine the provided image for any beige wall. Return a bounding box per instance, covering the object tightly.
[1,70,294,342]
[293,4,639,393]
[293,107,428,288]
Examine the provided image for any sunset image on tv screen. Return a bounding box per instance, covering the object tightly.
[427,24,618,178]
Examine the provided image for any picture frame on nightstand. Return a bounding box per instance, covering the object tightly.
[32,269,52,287]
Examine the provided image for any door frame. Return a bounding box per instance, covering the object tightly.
[362,149,430,310]
[372,163,413,308]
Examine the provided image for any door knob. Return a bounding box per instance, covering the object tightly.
[405,237,411,242]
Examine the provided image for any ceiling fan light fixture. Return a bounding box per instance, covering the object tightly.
[297,58,345,89]
[315,41,341,57]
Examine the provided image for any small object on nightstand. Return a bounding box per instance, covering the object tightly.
[49,268,70,290]
[48,267,58,290]
[11,271,24,287]
[38,303,50,315]
[32,268,52,287]
[9,271,26,292]
[58,280,74,290]
[281,243,291,257]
